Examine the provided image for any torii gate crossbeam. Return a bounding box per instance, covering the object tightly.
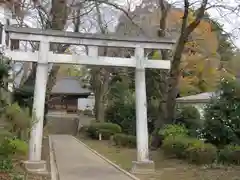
[5,26,175,173]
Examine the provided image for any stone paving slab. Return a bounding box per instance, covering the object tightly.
[50,135,134,180]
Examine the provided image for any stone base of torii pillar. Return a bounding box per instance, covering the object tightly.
[22,160,47,172]
[131,160,155,174]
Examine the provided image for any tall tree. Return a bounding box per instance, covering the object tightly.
[110,0,239,148]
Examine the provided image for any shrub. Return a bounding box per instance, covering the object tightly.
[219,145,240,165]
[202,79,240,147]
[176,106,202,136]
[162,136,217,164]
[162,136,194,158]
[185,141,217,164]
[0,139,16,158]
[4,103,31,140]
[86,125,98,139]
[0,130,13,142]
[86,123,122,140]
[0,159,13,173]
[105,81,137,135]
[159,124,188,139]
[112,133,136,148]
[9,139,28,156]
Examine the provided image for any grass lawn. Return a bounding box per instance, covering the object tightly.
[79,136,240,180]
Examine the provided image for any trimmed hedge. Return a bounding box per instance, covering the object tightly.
[162,136,193,158]
[219,145,240,165]
[112,133,136,148]
[9,139,28,156]
[86,123,122,140]
[185,141,217,164]
[162,136,217,164]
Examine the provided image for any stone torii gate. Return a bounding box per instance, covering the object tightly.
[5,26,174,172]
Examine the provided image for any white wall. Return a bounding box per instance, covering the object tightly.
[78,95,95,111]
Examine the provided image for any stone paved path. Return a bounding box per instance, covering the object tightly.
[50,135,134,180]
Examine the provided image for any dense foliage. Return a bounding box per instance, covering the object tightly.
[175,106,202,136]
[3,103,31,140]
[218,145,240,165]
[105,81,137,135]
[159,124,189,139]
[162,136,217,164]
[0,57,29,179]
[203,78,240,146]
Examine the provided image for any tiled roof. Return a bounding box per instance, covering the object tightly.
[14,73,91,95]
[176,92,216,103]
[51,77,91,95]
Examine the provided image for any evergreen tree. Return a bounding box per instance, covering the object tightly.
[203,78,240,146]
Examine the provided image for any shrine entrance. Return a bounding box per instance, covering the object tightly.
[5,25,174,171]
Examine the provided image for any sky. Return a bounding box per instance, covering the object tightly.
[206,0,240,47]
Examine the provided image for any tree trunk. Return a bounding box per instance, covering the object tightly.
[91,2,111,122]
[150,0,169,149]
[166,0,208,122]
[91,66,110,122]
[151,0,207,149]
[95,91,105,122]
[166,40,186,122]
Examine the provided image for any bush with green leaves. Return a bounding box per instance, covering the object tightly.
[0,138,16,158]
[159,124,189,139]
[0,130,13,142]
[105,100,136,135]
[202,79,240,147]
[105,80,138,135]
[86,123,122,140]
[185,141,217,164]
[0,158,13,173]
[162,136,194,158]
[112,133,136,148]
[9,139,28,157]
[4,103,31,140]
[162,136,217,164]
[219,145,240,165]
[175,105,202,136]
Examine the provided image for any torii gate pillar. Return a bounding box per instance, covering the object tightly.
[28,41,49,161]
[131,48,155,173]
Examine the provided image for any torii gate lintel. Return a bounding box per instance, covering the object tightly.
[4,26,175,172]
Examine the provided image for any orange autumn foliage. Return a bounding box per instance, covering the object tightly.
[179,54,220,96]
[144,8,219,54]
[139,8,220,95]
